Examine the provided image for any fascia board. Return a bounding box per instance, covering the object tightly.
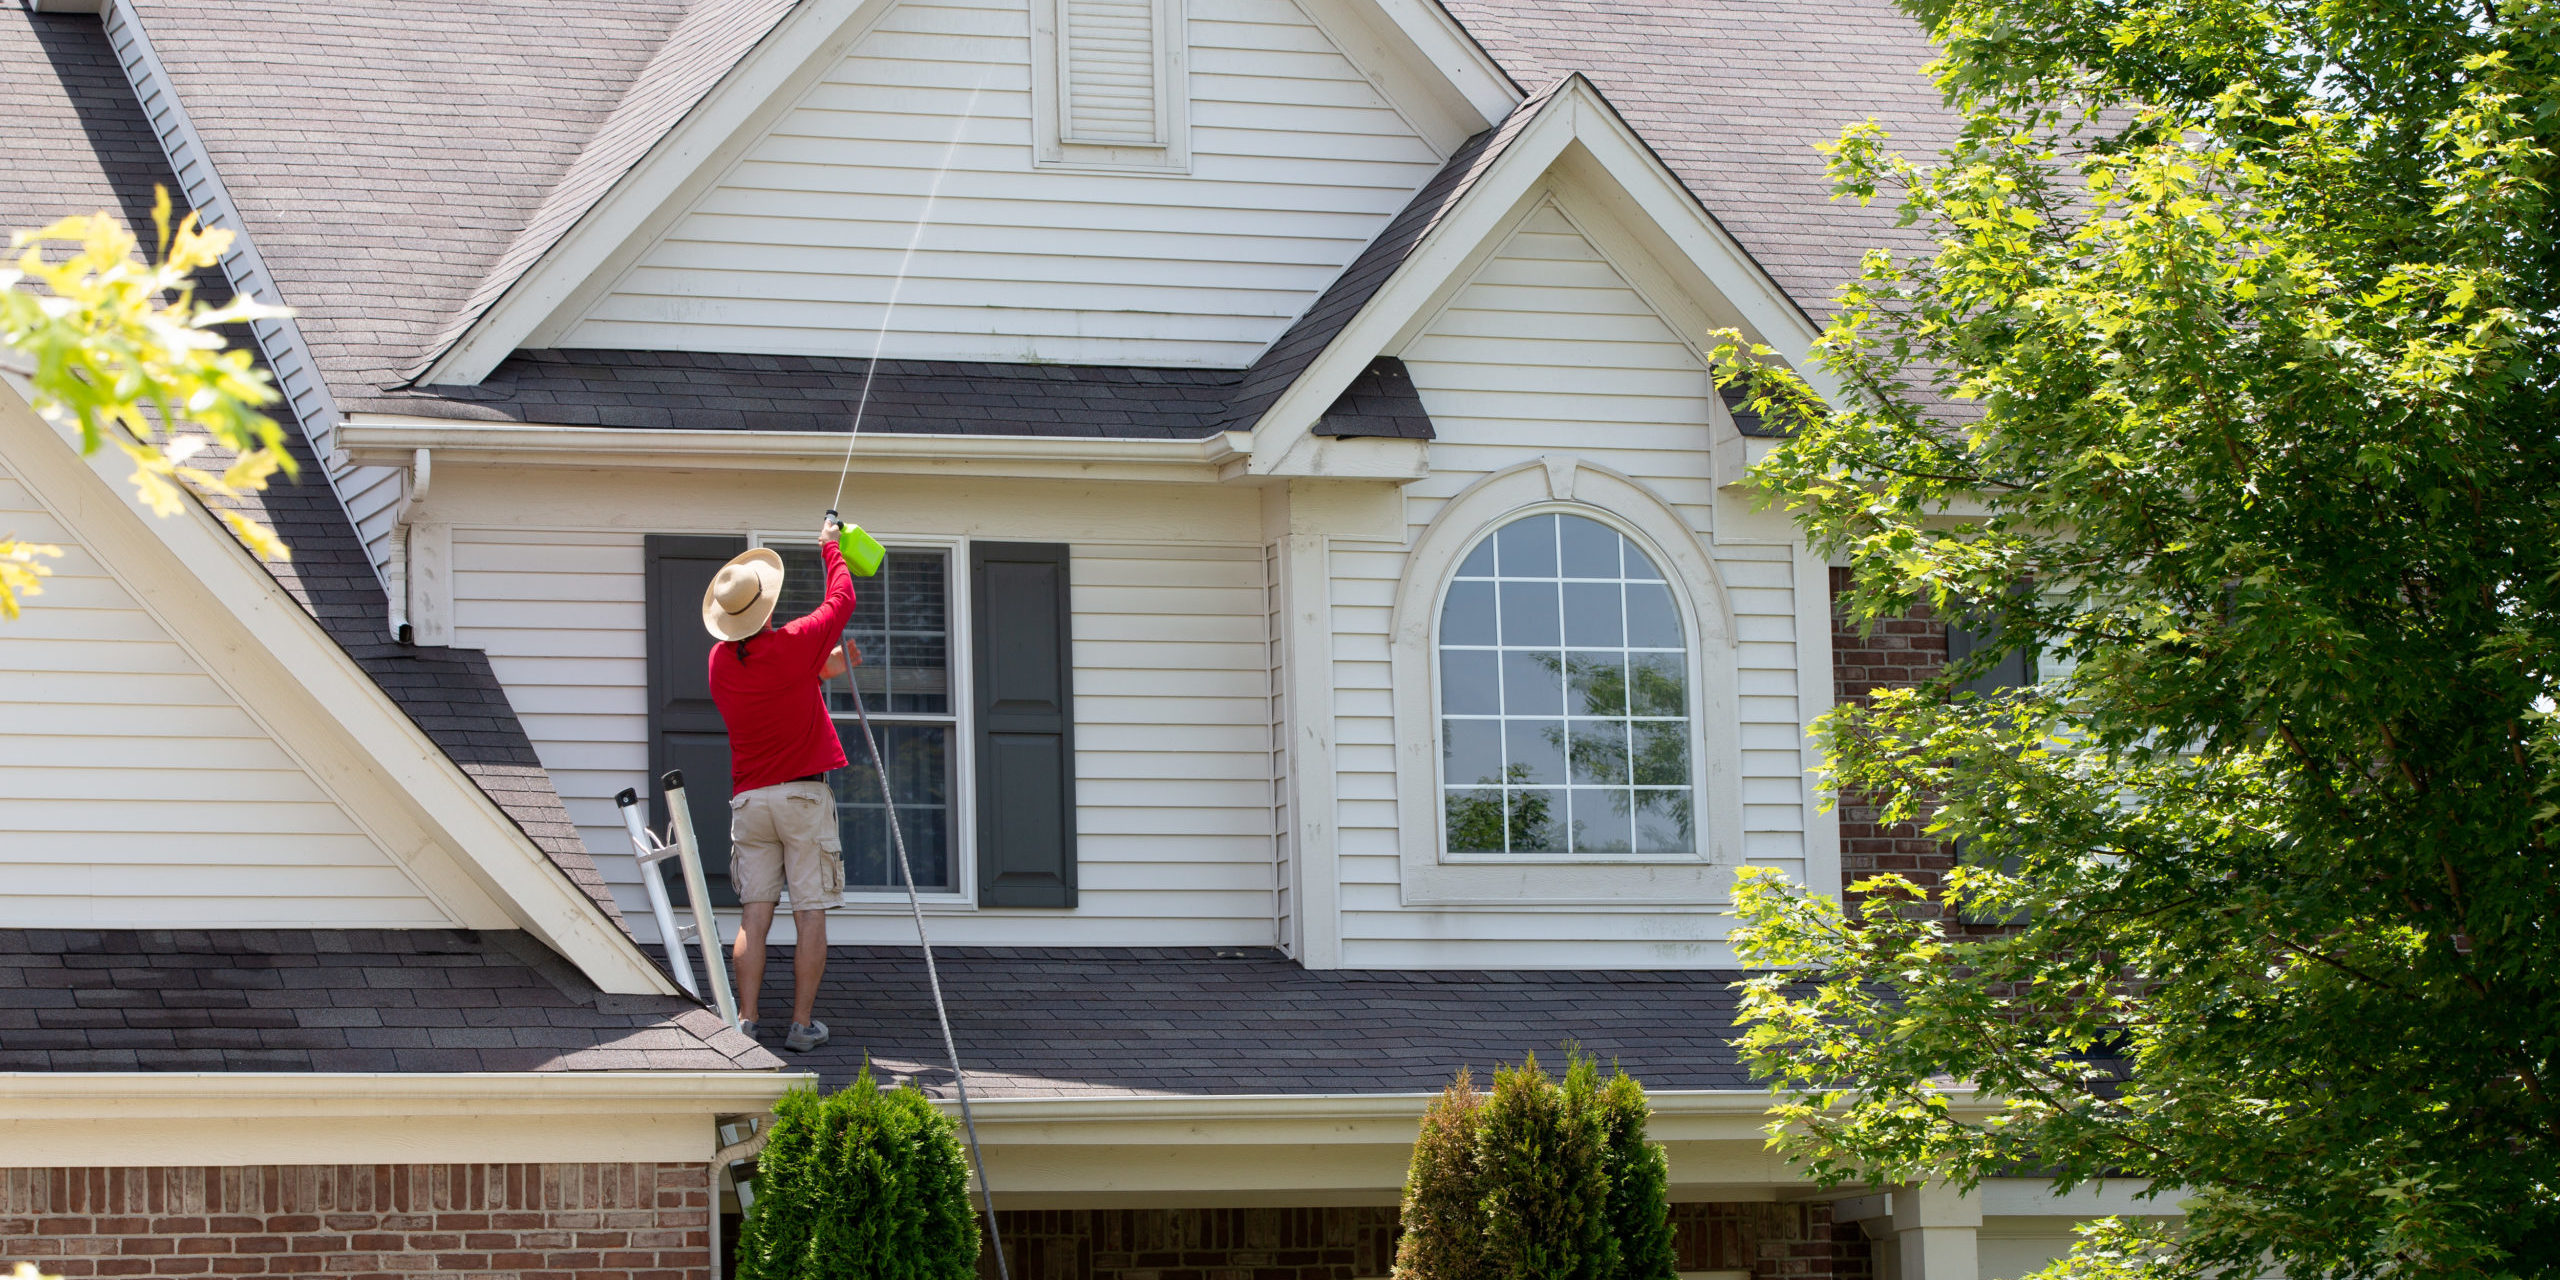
[0,363,674,996]
[340,418,1255,483]
[1245,92,1581,474]
[0,1071,805,1119]
[421,0,901,386]
[1375,0,1520,122]
[1246,77,1848,472]
[1554,86,1845,405]
[0,1071,806,1165]
[1293,0,1520,152]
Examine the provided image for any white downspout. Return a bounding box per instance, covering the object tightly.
[387,446,428,642]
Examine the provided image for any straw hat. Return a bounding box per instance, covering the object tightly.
[702,547,785,641]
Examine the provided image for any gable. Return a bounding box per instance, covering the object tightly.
[540,0,1450,368]
[0,456,473,929]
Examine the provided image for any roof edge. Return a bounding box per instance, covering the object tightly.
[0,364,680,998]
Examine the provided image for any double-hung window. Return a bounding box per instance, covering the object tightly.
[768,541,963,896]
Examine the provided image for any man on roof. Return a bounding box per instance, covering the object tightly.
[701,515,857,1053]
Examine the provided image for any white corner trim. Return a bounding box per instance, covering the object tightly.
[1245,76,1841,473]
[339,417,1256,483]
[421,0,902,385]
[0,374,677,996]
[1387,460,1746,906]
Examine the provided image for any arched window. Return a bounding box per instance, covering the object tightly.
[1437,512,1692,855]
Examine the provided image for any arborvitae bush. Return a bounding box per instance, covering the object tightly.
[1477,1053,1611,1280]
[1596,1071,1674,1280]
[1394,1070,1491,1280]
[735,1066,979,1280]
[1395,1054,1673,1280]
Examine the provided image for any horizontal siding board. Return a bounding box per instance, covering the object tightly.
[452,524,1278,946]
[562,0,1443,366]
[1321,198,1824,966]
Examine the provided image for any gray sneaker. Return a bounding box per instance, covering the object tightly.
[784,1020,830,1053]
[737,1018,758,1040]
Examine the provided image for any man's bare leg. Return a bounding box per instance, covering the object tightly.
[791,908,828,1028]
[734,901,777,1024]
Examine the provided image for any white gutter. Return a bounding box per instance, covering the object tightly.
[340,417,1257,483]
[0,1071,809,1119]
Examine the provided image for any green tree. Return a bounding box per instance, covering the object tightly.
[1717,0,2560,1276]
[1595,1071,1675,1280]
[0,190,294,616]
[735,1068,979,1280]
[1394,1069,1492,1280]
[1476,1054,1612,1280]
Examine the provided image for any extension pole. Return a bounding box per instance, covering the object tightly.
[839,670,1010,1280]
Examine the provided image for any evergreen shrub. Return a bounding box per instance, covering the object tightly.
[1394,1069,1490,1280]
[1393,1053,1674,1280]
[734,1066,979,1280]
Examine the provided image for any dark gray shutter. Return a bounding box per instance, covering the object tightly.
[971,542,1078,908]
[646,534,746,907]
[1946,614,2035,698]
[1946,610,2033,923]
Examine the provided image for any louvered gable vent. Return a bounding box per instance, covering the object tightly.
[1061,0,1161,144]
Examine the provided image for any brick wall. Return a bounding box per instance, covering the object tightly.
[988,1208,1399,1280]
[1,1163,710,1278]
[981,1203,1871,1280]
[1829,566,1959,920]
[1672,1201,1873,1280]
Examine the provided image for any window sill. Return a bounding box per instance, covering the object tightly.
[1400,859,1741,908]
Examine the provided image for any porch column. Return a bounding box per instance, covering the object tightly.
[1837,1182,1982,1280]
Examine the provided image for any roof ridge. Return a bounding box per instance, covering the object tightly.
[401,0,803,387]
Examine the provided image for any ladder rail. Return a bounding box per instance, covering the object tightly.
[662,771,742,1028]
[614,787,700,999]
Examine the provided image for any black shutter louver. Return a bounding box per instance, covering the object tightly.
[970,542,1079,908]
[645,534,747,907]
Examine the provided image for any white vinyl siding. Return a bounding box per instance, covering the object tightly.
[1061,0,1164,143]
[448,525,1280,947]
[558,0,1443,367]
[0,464,449,928]
[1328,200,1812,967]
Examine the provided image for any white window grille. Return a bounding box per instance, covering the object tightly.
[1437,513,1695,856]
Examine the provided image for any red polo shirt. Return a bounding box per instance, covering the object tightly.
[709,539,855,794]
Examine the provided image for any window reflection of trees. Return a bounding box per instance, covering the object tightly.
[1438,513,1694,857]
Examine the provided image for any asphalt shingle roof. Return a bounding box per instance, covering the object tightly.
[1,8,628,931]
[411,0,803,382]
[740,947,1753,1097]
[1440,0,1955,327]
[368,348,1436,440]
[120,0,693,405]
[0,930,782,1073]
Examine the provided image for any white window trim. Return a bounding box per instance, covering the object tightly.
[754,530,978,910]
[1027,0,1192,173]
[1390,459,1744,906]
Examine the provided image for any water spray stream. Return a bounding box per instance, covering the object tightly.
[831,76,989,511]
[820,70,1012,1280]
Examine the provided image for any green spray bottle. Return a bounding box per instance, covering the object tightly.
[825,509,887,577]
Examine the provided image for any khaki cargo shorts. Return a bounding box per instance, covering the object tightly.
[729,778,845,910]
